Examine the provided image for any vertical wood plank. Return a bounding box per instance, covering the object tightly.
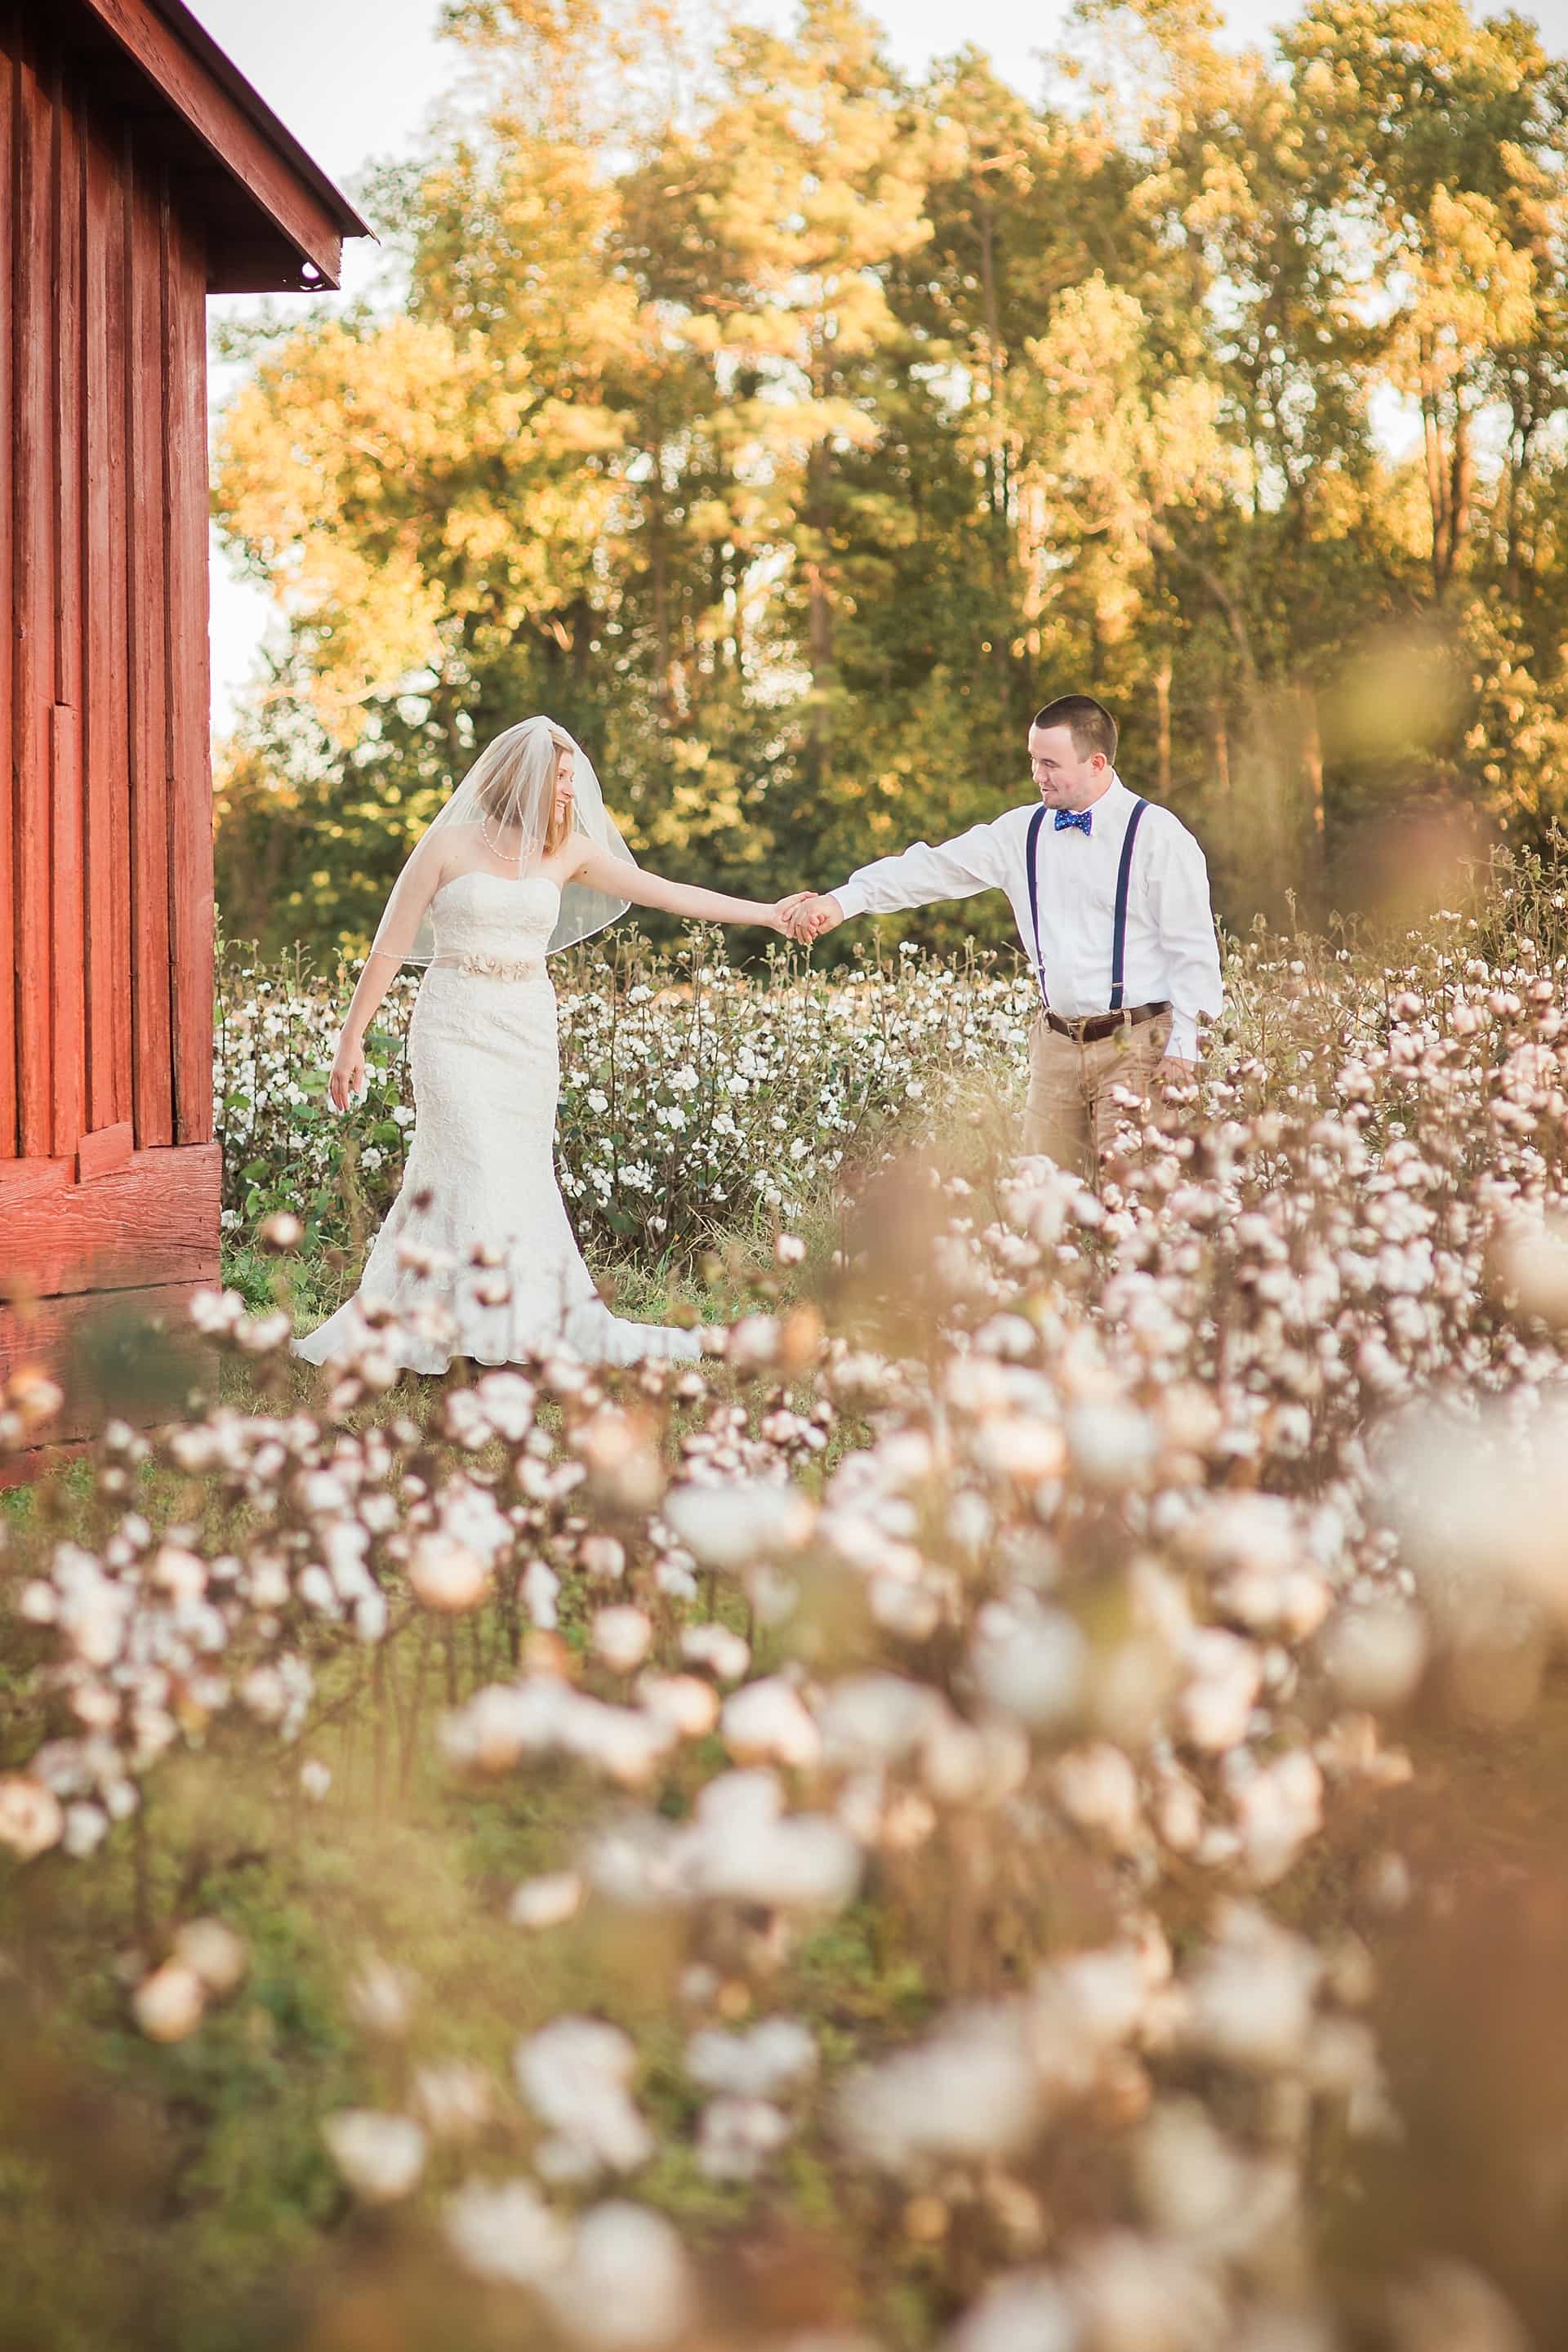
[51,58,85,1159]
[126,143,172,1148]
[82,111,119,1136]
[0,3,17,1160]
[164,210,212,1146]
[105,132,133,1127]
[12,33,54,1160]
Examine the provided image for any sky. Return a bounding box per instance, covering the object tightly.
[193,0,1568,728]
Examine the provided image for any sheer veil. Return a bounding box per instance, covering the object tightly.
[367,716,637,970]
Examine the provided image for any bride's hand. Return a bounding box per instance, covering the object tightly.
[329,1035,367,1113]
[773,892,816,937]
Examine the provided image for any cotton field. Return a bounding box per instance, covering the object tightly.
[8,877,1568,2347]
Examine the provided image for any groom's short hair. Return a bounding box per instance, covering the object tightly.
[1032,695,1118,764]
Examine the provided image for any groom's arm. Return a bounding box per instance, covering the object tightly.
[1148,820,1223,1065]
[805,822,1014,933]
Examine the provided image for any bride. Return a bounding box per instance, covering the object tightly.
[293,715,804,1374]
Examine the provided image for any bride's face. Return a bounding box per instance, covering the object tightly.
[553,748,576,829]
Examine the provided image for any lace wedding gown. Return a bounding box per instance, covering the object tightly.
[293,872,702,1372]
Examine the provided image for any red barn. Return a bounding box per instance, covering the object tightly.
[0,0,367,1468]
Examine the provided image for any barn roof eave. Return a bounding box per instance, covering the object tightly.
[73,0,374,291]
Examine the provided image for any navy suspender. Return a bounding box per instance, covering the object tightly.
[1025,804,1048,1008]
[1025,795,1148,1016]
[1109,797,1149,1012]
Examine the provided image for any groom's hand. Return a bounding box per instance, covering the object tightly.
[789,893,844,942]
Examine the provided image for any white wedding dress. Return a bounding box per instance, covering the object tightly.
[293,872,702,1372]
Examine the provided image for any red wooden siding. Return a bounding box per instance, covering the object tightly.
[3,9,211,1184]
[2,0,363,1466]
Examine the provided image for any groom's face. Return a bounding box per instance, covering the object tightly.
[1028,724,1106,812]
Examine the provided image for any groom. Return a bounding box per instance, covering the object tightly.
[783,695,1223,1176]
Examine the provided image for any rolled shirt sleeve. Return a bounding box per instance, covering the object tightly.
[831,822,1013,921]
[1148,822,1223,1061]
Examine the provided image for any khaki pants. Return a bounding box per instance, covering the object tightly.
[1022,1010,1171,1178]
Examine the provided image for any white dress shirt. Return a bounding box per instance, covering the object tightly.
[830,773,1223,1061]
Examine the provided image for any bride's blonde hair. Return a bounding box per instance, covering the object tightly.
[470,717,578,856]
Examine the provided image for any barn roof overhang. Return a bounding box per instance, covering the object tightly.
[63,0,372,292]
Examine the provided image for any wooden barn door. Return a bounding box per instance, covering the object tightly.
[2,8,219,1456]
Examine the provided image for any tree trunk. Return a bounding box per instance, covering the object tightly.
[1298,680,1325,854]
[1211,697,1231,804]
[1154,658,1173,799]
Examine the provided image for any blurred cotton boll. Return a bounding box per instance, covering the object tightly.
[540,2203,693,2349]
[132,1958,207,2042]
[444,2176,571,2286]
[174,1917,247,1996]
[942,2270,1077,2352]
[1377,1397,1568,1628]
[0,1775,64,1860]
[663,1480,815,1570]
[510,1871,584,1931]
[322,2109,427,2202]
[1320,1599,1428,1708]
[408,1531,490,1612]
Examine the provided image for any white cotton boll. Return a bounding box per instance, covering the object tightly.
[1067,2231,1227,2352]
[592,1606,653,1675]
[524,1557,561,1630]
[581,1535,627,1584]
[408,1532,490,1614]
[681,1771,862,1912]
[355,1589,389,1645]
[1184,1904,1321,2071]
[132,1959,207,2042]
[61,1802,109,1860]
[1320,1601,1428,1709]
[817,1674,947,1770]
[444,2176,571,2286]
[943,2272,1077,2352]
[1152,1763,1205,1855]
[969,1417,1069,1483]
[1177,1629,1263,1753]
[1050,1939,1164,2050]
[697,2095,794,2180]
[1231,1750,1324,1887]
[541,2202,693,2350]
[473,1370,537,1441]
[0,1776,64,1860]
[1386,2259,1530,2352]
[322,2109,427,2203]
[685,2016,817,2100]
[1066,1401,1157,1492]
[664,1481,814,1572]
[412,2060,496,2141]
[970,1601,1086,1729]
[439,1677,572,1774]
[1054,1744,1143,1852]
[514,2017,653,2177]
[869,1576,942,1642]
[720,1677,822,1769]
[636,1673,719,1740]
[149,1544,207,1601]
[838,2003,1043,2173]
[921,1714,1030,1810]
[300,1758,332,1802]
[680,1624,752,1682]
[1135,2100,1290,2250]
[175,1918,247,1995]
[510,1872,585,1931]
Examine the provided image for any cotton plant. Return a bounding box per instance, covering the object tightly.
[11,895,1568,2346]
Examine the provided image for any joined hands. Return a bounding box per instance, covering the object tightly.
[774,891,844,945]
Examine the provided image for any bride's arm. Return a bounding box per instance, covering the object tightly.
[329,834,449,1111]
[568,837,791,930]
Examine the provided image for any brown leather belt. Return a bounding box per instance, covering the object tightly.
[1044,1000,1170,1045]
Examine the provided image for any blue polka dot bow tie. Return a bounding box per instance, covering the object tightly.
[1054,807,1093,835]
